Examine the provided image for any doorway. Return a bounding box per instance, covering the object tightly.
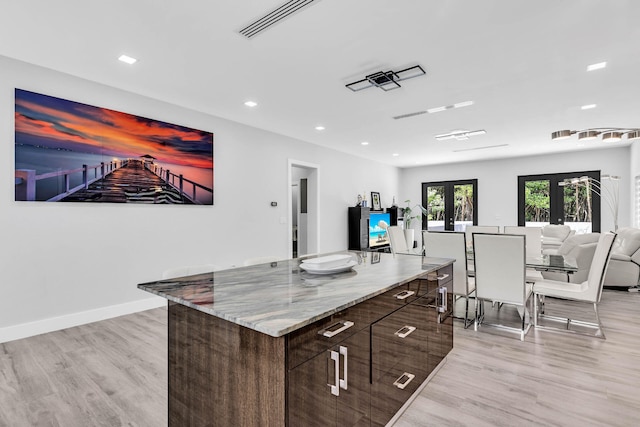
[289,160,319,258]
[422,180,478,231]
[517,170,601,233]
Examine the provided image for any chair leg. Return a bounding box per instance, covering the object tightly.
[533,294,539,327]
[593,302,606,339]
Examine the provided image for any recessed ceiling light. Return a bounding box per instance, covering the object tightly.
[392,153,400,157]
[244,101,258,107]
[581,104,597,110]
[587,62,607,71]
[315,126,325,131]
[118,54,137,65]
[426,106,448,114]
[361,141,369,146]
[453,101,474,108]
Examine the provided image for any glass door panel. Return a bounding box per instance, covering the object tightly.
[453,184,474,231]
[425,185,445,231]
[518,171,600,233]
[423,180,477,231]
[524,180,550,225]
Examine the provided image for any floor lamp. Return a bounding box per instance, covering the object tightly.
[559,175,620,231]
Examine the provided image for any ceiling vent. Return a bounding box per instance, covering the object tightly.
[239,0,320,39]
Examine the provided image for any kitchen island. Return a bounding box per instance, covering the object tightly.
[138,252,454,426]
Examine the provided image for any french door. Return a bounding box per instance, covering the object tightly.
[517,171,601,233]
[422,180,477,231]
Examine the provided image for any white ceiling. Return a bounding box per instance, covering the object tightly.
[2,0,639,167]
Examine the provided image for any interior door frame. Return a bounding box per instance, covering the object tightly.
[517,170,601,232]
[288,159,320,258]
[422,179,478,231]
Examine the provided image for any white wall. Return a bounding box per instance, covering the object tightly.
[630,140,640,227]
[400,147,631,244]
[0,56,399,341]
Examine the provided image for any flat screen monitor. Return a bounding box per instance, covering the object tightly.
[369,212,391,248]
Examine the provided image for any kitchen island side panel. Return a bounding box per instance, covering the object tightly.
[168,302,286,426]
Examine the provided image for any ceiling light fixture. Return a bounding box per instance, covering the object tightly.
[392,153,400,157]
[315,126,325,131]
[393,100,474,120]
[435,129,486,141]
[587,61,607,71]
[244,101,258,107]
[552,127,640,142]
[118,54,137,64]
[346,65,425,92]
[581,104,597,110]
[361,141,369,146]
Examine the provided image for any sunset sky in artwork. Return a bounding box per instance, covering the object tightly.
[14,89,213,169]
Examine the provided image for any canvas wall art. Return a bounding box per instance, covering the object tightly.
[14,89,214,205]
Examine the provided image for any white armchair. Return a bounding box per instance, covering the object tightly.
[541,233,600,284]
[603,227,640,289]
[541,224,575,251]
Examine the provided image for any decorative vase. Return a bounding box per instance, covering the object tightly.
[403,229,414,249]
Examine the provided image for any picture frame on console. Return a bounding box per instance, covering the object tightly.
[371,191,381,211]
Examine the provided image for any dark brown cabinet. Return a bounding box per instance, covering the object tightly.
[164,264,454,427]
[288,327,371,426]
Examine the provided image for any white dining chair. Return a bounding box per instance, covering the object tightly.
[533,232,616,338]
[503,226,544,282]
[387,225,409,254]
[423,230,476,328]
[465,225,500,250]
[473,233,532,341]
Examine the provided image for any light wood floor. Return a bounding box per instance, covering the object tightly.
[1,290,639,426]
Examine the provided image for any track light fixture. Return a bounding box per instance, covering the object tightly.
[551,127,640,142]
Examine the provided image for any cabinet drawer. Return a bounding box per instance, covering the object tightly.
[287,279,428,369]
[371,362,427,426]
[371,302,427,382]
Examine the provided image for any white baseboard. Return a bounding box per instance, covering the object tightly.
[0,296,166,344]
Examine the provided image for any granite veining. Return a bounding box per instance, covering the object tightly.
[138,252,453,337]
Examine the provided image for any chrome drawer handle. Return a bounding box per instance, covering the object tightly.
[339,345,348,390]
[393,372,415,390]
[329,350,340,396]
[437,286,447,314]
[394,290,415,300]
[320,321,354,338]
[437,273,450,280]
[394,325,416,338]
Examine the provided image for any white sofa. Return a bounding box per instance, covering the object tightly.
[603,227,640,288]
[541,233,600,283]
[541,224,575,251]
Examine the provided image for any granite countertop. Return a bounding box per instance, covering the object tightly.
[137,252,454,337]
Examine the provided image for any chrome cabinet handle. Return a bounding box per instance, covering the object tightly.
[339,345,348,390]
[394,325,417,338]
[320,320,354,338]
[394,290,415,300]
[436,273,450,281]
[329,350,340,396]
[437,286,447,314]
[393,372,415,390]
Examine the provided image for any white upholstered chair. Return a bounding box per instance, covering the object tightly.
[387,225,409,254]
[503,226,542,258]
[423,231,476,328]
[541,224,574,251]
[465,225,500,250]
[541,233,600,284]
[162,264,221,279]
[603,227,640,289]
[473,233,532,341]
[533,232,616,339]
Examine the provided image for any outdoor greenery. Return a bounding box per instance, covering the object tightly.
[524,179,593,223]
[426,184,474,223]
